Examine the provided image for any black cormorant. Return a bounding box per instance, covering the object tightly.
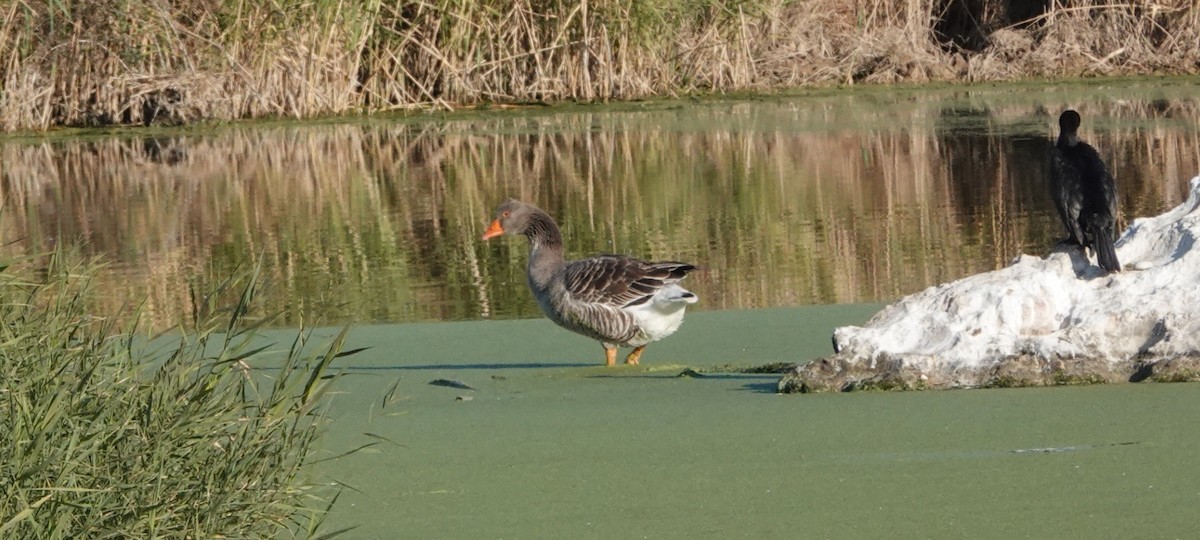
[1051,110,1121,273]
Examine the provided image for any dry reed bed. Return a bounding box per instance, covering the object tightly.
[2,0,1198,132]
[3,97,1198,329]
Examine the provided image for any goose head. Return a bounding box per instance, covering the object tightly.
[481,199,536,240]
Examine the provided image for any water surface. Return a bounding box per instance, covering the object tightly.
[300,307,1200,538]
[2,79,1199,328]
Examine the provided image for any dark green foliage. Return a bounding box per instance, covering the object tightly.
[0,254,351,538]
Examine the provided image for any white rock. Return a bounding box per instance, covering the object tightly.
[796,176,1200,391]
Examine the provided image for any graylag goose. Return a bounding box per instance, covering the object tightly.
[482,199,698,366]
[1051,109,1120,273]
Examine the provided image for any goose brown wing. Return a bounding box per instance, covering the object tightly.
[562,255,696,309]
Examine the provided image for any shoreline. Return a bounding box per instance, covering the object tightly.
[5,1,1197,132]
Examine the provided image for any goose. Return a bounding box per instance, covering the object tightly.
[482,199,699,366]
[1051,109,1121,273]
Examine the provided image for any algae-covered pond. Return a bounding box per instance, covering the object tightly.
[302,305,1200,538]
[5,79,1200,538]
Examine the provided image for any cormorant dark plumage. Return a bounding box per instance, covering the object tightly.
[1051,110,1121,273]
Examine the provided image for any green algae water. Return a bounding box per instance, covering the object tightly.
[5,79,1200,538]
[295,305,1200,538]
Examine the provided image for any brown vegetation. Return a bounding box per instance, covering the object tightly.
[2,0,1198,132]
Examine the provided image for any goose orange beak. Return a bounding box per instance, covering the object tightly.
[481,219,505,240]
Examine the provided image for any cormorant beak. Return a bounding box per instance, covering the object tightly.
[481,219,505,240]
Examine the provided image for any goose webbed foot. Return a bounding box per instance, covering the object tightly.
[604,347,618,367]
[601,345,646,366]
[624,346,645,366]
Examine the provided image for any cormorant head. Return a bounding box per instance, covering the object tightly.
[1059,110,1082,135]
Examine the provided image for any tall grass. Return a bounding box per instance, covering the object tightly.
[0,253,353,538]
[2,0,1198,132]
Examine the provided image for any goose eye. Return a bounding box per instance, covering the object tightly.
[502,210,511,218]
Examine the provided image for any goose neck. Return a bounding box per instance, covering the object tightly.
[524,211,565,288]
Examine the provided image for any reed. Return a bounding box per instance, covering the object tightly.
[2,0,1197,132]
[0,252,351,538]
[3,89,1198,330]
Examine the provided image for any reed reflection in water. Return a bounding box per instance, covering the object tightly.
[2,84,1199,330]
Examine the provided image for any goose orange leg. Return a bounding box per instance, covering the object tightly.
[624,346,646,365]
[604,347,617,367]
